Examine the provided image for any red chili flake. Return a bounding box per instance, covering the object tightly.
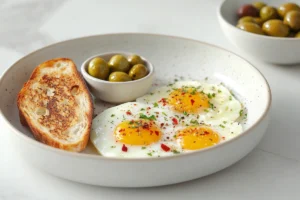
[191,99,195,105]
[142,123,149,129]
[119,128,125,132]
[147,107,151,110]
[172,118,178,125]
[122,144,128,152]
[161,144,170,152]
[150,130,153,135]
[126,111,132,115]
[160,123,165,127]
[222,136,226,140]
[181,92,185,95]
[166,136,170,139]
[155,131,159,136]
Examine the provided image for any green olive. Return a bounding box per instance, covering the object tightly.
[87,57,109,80]
[128,64,148,80]
[295,31,300,38]
[108,72,132,82]
[254,17,265,26]
[238,16,256,24]
[128,54,144,66]
[260,6,278,21]
[262,19,290,37]
[252,2,267,11]
[108,55,130,73]
[278,3,300,18]
[236,22,265,35]
[284,11,300,31]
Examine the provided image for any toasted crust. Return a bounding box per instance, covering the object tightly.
[17,58,93,152]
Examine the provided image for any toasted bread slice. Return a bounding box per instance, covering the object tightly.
[17,58,93,152]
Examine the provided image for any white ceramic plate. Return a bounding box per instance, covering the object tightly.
[0,33,271,187]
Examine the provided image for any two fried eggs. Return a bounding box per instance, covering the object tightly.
[91,81,244,158]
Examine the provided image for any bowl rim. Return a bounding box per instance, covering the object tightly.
[81,52,154,84]
[0,32,272,161]
[217,0,300,40]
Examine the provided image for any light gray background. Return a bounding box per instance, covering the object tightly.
[1,0,299,199]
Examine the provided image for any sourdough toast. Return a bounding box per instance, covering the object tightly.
[17,58,93,152]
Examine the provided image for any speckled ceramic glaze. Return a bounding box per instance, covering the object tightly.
[0,33,271,187]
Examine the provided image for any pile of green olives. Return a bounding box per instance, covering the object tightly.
[87,54,148,82]
[236,2,300,38]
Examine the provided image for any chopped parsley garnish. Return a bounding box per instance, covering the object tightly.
[111,145,116,148]
[111,114,115,117]
[239,109,244,117]
[142,147,146,150]
[204,109,209,112]
[174,79,178,82]
[223,121,227,124]
[190,119,199,125]
[207,93,216,99]
[147,152,152,156]
[150,92,154,95]
[229,96,232,101]
[172,150,180,154]
[153,102,158,107]
[191,88,197,95]
[162,112,167,116]
[218,89,222,93]
[140,108,145,111]
[183,111,188,116]
[139,114,156,121]
[129,121,134,124]
[209,102,215,110]
[219,124,225,128]
[168,83,173,87]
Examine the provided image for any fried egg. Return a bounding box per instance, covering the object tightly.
[136,81,243,124]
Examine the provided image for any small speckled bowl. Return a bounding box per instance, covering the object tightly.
[81,52,154,103]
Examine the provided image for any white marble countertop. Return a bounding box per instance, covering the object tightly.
[1,0,300,199]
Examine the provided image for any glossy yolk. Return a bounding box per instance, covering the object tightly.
[167,87,209,114]
[114,120,161,145]
[176,126,220,150]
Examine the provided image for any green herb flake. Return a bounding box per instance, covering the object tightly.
[153,102,159,107]
[218,89,222,93]
[212,93,216,98]
[223,121,227,124]
[219,124,225,128]
[204,109,209,112]
[190,119,199,125]
[140,108,145,111]
[111,145,116,148]
[205,77,208,81]
[142,147,146,150]
[183,111,188,116]
[129,121,134,124]
[140,114,156,121]
[209,102,215,110]
[147,152,152,156]
[172,150,180,154]
[150,92,154,95]
[174,79,178,82]
[229,96,232,101]
[162,112,167,116]
[239,109,244,117]
[111,114,115,117]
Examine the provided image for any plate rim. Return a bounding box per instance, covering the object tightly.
[0,32,272,161]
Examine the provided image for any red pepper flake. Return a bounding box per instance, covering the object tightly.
[142,123,149,129]
[147,107,151,110]
[126,111,132,115]
[160,123,164,127]
[172,118,178,125]
[134,104,137,106]
[222,136,226,140]
[122,144,128,152]
[161,143,170,152]
[119,128,125,132]
[155,131,159,136]
[191,99,195,105]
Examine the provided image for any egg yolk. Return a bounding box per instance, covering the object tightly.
[114,120,162,146]
[167,87,209,114]
[176,126,220,150]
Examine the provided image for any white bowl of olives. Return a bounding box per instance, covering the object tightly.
[81,52,154,103]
